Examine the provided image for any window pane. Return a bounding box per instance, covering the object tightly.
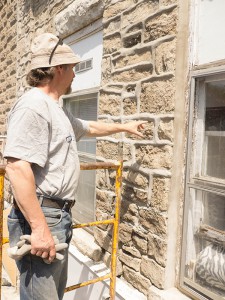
[184,188,225,298]
[64,93,98,224]
[203,80,225,179]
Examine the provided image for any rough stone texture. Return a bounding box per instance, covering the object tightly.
[119,249,141,272]
[123,97,137,115]
[72,228,102,262]
[113,48,152,69]
[122,245,142,258]
[94,227,112,253]
[96,140,132,161]
[119,223,133,244]
[98,92,121,116]
[103,251,123,276]
[104,0,135,19]
[151,177,170,211]
[140,77,175,114]
[112,64,153,83]
[135,145,173,170]
[132,232,148,254]
[158,119,174,141]
[122,184,148,204]
[155,39,176,75]
[139,209,167,238]
[123,169,149,188]
[144,7,177,43]
[141,256,165,289]
[124,265,151,296]
[121,1,159,29]
[55,0,104,37]
[0,1,17,135]
[148,234,167,267]
[104,33,121,54]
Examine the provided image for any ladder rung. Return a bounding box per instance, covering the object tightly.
[64,273,111,292]
[72,219,114,229]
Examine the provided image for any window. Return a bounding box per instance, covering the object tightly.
[181,73,225,300]
[64,93,98,224]
[63,19,103,224]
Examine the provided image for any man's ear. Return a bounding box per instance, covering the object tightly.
[55,65,64,74]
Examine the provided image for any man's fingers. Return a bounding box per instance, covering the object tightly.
[48,248,56,262]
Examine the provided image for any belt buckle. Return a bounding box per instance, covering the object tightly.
[62,200,75,212]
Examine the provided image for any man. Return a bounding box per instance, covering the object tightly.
[4,33,146,300]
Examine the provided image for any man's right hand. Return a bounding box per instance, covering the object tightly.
[30,222,56,263]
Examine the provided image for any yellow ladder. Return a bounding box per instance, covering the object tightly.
[0,161,123,300]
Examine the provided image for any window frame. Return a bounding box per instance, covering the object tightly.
[63,88,99,226]
[180,66,225,300]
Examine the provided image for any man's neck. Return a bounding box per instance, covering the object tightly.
[37,85,61,101]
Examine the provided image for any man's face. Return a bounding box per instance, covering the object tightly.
[62,64,76,95]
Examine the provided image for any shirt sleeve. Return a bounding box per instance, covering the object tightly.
[4,108,49,167]
[63,108,90,141]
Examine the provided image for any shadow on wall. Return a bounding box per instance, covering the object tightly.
[23,0,49,17]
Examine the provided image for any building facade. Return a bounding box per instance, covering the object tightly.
[1,0,225,300]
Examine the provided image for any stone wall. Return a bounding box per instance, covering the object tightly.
[0,0,182,298]
[0,1,17,137]
[95,0,178,296]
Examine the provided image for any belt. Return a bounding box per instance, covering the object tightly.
[13,195,75,212]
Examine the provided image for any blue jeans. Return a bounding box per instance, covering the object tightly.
[8,206,73,300]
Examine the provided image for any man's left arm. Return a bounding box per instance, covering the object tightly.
[87,121,147,138]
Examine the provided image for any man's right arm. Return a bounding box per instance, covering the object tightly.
[6,158,56,262]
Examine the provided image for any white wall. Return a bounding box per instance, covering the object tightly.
[65,29,103,92]
[194,0,225,65]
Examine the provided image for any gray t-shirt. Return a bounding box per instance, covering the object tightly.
[4,88,89,200]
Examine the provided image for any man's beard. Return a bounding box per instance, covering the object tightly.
[65,85,72,95]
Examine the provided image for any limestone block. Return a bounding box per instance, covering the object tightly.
[151,177,171,211]
[72,228,102,262]
[122,184,148,204]
[94,227,112,252]
[112,64,153,83]
[144,7,177,43]
[102,251,123,276]
[123,169,149,188]
[119,222,133,244]
[55,0,104,37]
[160,0,177,7]
[103,0,135,19]
[132,232,148,254]
[101,56,112,85]
[113,48,152,69]
[140,77,175,114]
[148,234,167,267]
[119,249,141,272]
[103,16,121,35]
[121,1,159,29]
[158,119,174,141]
[96,209,111,230]
[135,144,173,170]
[139,208,167,238]
[96,189,114,214]
[99,92,121,115]
[141,256,165,289]
[104,33,121,54]
[122,245,141,258]
[155,39,176,74]
[123,97,137,115]
[123,265,151,296]
[121,201,139,225]
[123,32,142,48]
[96,141,132,161]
